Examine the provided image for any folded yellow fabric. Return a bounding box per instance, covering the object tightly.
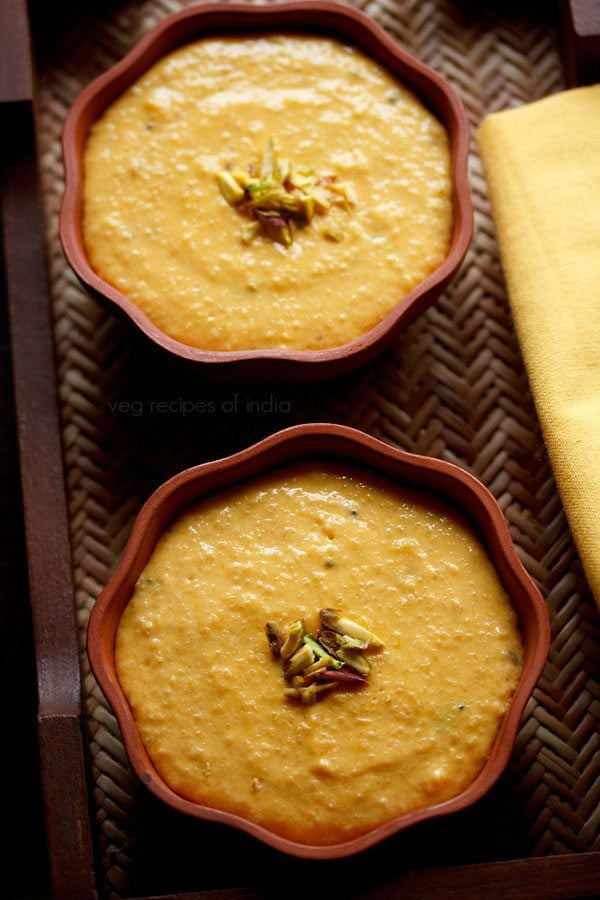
[478,85,600,606]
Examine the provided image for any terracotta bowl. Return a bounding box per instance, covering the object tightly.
[87,423,550,859]
[61,1,473,382]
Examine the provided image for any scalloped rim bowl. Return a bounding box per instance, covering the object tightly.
[87,424,550,859]
[61,1,473,381]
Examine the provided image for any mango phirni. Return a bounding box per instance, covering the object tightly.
[83,35,452,351]
[116,464,522,845]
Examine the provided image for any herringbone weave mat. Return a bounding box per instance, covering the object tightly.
[36,1,600,897]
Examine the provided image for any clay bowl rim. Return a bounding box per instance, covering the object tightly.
[87,423,550,859]
[61,0,473,378]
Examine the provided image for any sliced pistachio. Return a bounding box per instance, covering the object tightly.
[303,634,343,668]
[260,136,275,180]
[285,643,315,677]
[283,686,314,704]
[283,682,337,705]
[303,657,331,676]
[329,182,358,206]
[336,647,371,675]
[319,609,343,629]
[338,634,368,651]
[231,168,252,188]
[315,627,344,660]
[296,193,315,222]
[280,620,305,660]
[216,171,245,205]
[248,183,301,214]
[291,674,317,687]
[273,155,290,184]
[265,621,284,657]
[287,167,318,190]
[256,211,292,247]
[319,609,384,649]
[310,186,331,213]
[315,668,367,684]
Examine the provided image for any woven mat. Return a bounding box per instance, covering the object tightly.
[36,1,600,897]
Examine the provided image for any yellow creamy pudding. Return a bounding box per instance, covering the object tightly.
[83,35,452,351]
[116,464,522,845]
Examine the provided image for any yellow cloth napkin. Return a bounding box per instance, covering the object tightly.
[478,85,600,606]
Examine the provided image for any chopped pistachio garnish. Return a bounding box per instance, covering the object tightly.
[337,633,368,651]
[215,137,356,247]
[266,610,383,704]
[216,171,245,205]
[319,609,384,649]
[285,643,315,677]
[283,682,337,705]
[303,633,342,667]
[316,668,366,684]
[230,169,252,188]
[310,186,331,214]
[335,647,371,675]
[273,155,290,184]
[280,620,305,659]
[303,657,331,676]
[260,135,275,180]
[329,182,358,207]
[265,621,284,657]
[256,211,292,247]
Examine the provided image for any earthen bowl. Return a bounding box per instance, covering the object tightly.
[87,423,550,858]
[61,1,472,382]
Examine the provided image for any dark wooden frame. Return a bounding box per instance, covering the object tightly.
[1,0,600,897]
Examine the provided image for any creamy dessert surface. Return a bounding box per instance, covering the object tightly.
[83,35,453,351]
[116,464,523,845]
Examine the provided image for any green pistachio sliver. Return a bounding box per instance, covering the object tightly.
[285,643,315,677]
[216,171,245,205]
[303,634,343,668]
[246,179,266,194]
[273,155,290,184]
[338,634,368,651]
[303,658,330,676]
[291,674,314,687]
[319,608,384,649]
[296,193,315,222]
[329,182,358,206]
[337,647,371,675]
[260,136,275,180]
[287,168,318,191]
[280,620,305,659]
[250,185,301,214]
[316,627,344,660]
[231,168,252,188]
[256,211,292,247]
[265,621,284,657]
[283,686,314,704]
[310,186,331,213]
[284,682,337,705]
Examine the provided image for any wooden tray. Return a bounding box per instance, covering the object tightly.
[2,0,600,897]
